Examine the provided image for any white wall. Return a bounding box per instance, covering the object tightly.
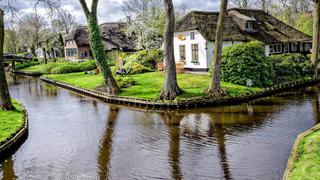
[174,30,208,69]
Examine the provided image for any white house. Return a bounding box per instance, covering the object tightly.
[174,8,312,72]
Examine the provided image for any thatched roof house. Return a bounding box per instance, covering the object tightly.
[174,8,312,71]
[65,22,135,60]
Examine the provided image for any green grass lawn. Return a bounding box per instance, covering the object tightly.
[0,100,25,143]
[289,130,320,180]
[19,64,45,73]
[46,72,261,100]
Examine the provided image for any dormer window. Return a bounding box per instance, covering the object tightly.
[190,32,195,40]
[246,22,255,30]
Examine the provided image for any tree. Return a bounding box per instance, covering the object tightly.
[79,0,120,95]
[208,0,229,97]
[232,0,252,8]
[51,9,77,34]
[123,0,165,50]
[312,0,320,79]
[159,0,181,100]
[0,8,13,110]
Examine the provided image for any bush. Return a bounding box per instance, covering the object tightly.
[43,63,61,74]
[268,53,312,83]
[122,50,163,74]
[15,61,40,69]
[115,76,136,88]
[212,41,275,87]
[78,60,97,71]
[51,64,80,74]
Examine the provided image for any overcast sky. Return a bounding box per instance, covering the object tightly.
[1,0,221,24]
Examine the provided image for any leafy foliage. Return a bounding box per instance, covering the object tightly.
[15,61,40,69]
[268,53,312,83]
[43,60,97,74]
[115,76,136,88]
[211,41,275,87]
[123,50,163,74]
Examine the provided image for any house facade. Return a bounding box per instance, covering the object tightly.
[174,8,313,71]
[65,23,135,61]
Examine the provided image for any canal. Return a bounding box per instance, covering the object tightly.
[0,75,318,180]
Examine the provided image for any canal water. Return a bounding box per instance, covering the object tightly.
[0,75,318,180]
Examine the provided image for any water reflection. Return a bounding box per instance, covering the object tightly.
[161,112,184,180]
[1,157,16,180]
[97,106,120,180]
[209,114,232,180]
[312,92,320,125]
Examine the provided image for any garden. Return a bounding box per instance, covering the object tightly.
[16,42,314,100]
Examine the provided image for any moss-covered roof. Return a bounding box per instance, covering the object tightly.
[175,8,312,44]
[65,22,135,51]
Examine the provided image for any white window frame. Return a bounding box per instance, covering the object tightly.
[270,44,282,54]
[246,22,254,30]
[300,43,305,51]
[305,43,311,50]
[190,32,195,40]
[284,43,289,53]
[291,43,297,51]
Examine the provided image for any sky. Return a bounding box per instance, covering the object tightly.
[0,0,221,24]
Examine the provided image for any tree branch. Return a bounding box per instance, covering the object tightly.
[79,0,90,18]
[92,0,99,16]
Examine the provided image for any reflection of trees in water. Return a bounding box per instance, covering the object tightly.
[160,111,184,180]
[97,106,120,180]
[311,92,320,125]
[1,157,17,180]
[43,84,58,97]
[209,113,233,180]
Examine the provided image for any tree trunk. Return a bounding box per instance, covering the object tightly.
[0,8,13,111]
[42,48,47,64]
[312,0,320,79]
[208,0,228,97]
[87,14,120,95]
[159,0,181,100]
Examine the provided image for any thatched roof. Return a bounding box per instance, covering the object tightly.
[66,22,136,51]
[175,8,312,44]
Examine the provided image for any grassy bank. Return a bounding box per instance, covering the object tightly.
[18,64,45,73]
[288,129,320,180]
[0,100,25,143]
[45,72,261,100]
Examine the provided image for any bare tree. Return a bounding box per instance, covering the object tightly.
[312,0,320,79]
[0,0,60,110]
[208,0,229,97]
[159,0,181,100]
[232,0,252,8]
[51,9,77,34]
[79,0,120,95]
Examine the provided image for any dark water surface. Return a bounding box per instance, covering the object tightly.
[0,76,319,180]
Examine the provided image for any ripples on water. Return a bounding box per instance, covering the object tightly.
[0,76,319,180]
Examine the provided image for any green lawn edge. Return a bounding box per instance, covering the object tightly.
[288,127,320,180]
[44,71,261,100]
[0,100,25,143]
[18,64,45,73]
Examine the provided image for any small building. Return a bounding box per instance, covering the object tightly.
[65,22,136,61]
[174,8,312,72]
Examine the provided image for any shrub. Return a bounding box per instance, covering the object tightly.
[51,64,80,74]
[268,53,312,83]
[43,62,61,74]
[115,76,136,88]
[212,41,275,87]
[122,49,163,74]
[78,60,97,71]
[15,61,40,69]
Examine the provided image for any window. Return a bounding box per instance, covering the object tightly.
[191,44,199,62]
[305,43,311,50]
[179,45,186,62]
[85,52,88,57]
[292,43,297,51]
[270,44,282,54]
[190,32,195,40]
[284,43,289,53]
[246,22,253,30]
[300,43,305,51]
